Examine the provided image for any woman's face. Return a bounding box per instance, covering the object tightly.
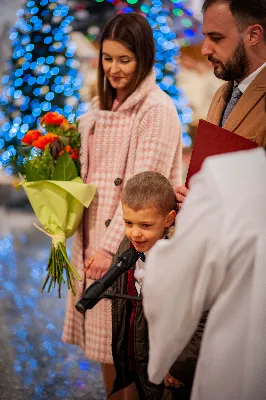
[102,40,137,97]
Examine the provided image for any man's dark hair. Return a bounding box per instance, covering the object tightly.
[202,0,266,41]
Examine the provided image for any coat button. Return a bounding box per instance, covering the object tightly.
[114,178,122,186]
[105,219,111,227]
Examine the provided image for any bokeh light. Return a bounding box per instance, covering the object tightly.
[0,0,197,173]
[0,0,87,172]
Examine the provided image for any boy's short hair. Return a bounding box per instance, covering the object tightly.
[121,171,177,215]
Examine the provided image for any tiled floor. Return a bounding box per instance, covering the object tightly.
[0,206,106,400]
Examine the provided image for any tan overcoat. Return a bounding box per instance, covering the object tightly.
[207,66,266,148]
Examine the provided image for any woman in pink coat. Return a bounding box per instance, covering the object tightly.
[63,12,182,399]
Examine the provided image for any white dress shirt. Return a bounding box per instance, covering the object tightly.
[143,148,266,400]
[134,256,146,295]
[237,61,266,93]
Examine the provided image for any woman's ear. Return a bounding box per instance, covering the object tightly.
[165,210,177,227]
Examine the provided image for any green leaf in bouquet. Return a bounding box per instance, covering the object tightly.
[75,159,81,176]
[65,128,80,150]
[44,124,62,135]
[24,164,51,181]
[23,146,54,181]
[59,136,69,146]
[52,151,78,181]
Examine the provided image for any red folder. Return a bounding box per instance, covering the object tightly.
[185,119,258,187]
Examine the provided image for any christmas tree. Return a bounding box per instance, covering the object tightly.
[72,1,116,36]
[113,0,194,147]
[0,0,86,174]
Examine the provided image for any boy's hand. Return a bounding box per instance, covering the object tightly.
[164,373,183,389]
[175,185,189,209]
[85,251,112,280]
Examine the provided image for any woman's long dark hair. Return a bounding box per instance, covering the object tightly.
[98,13,155,110]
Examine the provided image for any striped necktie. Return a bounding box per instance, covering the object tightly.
[221,85,242,127]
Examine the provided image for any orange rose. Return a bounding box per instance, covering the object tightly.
[59,145,79,160]
[32,133,59,151]
[21,130,41,145]
[61,120,73,131]
[40,112,66,126]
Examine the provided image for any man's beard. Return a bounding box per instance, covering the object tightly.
[208,39,250,81]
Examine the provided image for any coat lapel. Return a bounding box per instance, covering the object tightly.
[208,82,233,126]
[78,71,157,183]
[119,69,157,111]
[78,105,98,181]
[224,66,266,132]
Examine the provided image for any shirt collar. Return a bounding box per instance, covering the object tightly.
[236,62,266,94]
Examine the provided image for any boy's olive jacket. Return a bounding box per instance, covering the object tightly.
[110,236,208,400]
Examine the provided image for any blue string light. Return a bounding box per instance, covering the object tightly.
[137,0,192,146]
[0,0,88,173]
[0,232,105,398]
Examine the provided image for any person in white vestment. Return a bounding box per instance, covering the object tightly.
[142,148,266,400]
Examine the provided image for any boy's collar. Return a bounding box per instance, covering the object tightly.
[137,252,146,262]
[136,228,175,261]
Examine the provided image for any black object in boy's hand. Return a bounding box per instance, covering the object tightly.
[75,247,141,313]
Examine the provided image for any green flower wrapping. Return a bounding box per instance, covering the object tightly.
[18,177,96,297]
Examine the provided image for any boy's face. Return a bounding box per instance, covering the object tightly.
[122,204,176,253]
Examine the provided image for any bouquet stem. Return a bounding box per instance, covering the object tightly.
[41,241,81,297]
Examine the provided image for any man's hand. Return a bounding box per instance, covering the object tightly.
[85,250,112,280]
[175,185,189,208]
[164,373,183,389]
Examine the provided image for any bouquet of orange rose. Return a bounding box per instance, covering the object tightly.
[16,112,96,297]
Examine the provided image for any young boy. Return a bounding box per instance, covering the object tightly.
[110,171,207,400]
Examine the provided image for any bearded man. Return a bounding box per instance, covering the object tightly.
[176,0,266,205]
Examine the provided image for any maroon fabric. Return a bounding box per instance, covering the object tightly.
[185,119,257,187]
[127,267,138,371]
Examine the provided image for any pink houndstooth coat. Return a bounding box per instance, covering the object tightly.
[62,71,182,363]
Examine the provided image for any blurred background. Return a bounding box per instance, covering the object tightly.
[0,1,221,399]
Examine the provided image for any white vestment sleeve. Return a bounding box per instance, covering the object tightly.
[142,169,224,384]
